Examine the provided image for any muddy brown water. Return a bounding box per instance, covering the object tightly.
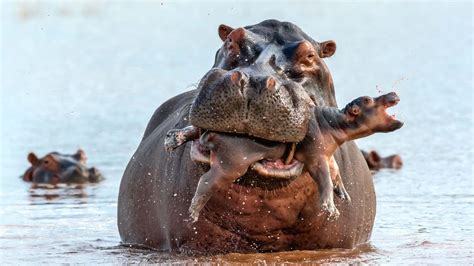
[1,2,472,264]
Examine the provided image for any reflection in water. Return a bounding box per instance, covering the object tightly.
[28,184,88,203]
[1,1,472,264]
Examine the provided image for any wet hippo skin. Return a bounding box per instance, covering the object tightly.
[118,20,377,253]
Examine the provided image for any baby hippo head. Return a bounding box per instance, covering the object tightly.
[22,150,103,184]
[343,92,404,135]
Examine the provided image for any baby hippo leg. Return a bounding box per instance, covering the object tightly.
[307,157,340,220]
[188,132,272,222]
[189,155,240,222]
[329,156,351,202]
[164,125,199,151]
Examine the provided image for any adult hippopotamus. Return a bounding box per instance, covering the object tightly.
[22,150,103,184]
[118,20,377,253]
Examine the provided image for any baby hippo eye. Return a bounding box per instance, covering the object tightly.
[363,97,374,105]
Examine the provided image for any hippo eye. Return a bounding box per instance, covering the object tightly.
[43,160,49,165]
[363,97,373,105]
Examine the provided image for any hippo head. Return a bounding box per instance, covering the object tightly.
[22,149,103,184]
[343,92,404,137]
[363,150,403,171]
[190,20,338,142]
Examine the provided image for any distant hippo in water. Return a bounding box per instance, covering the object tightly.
[361,150,403,171]
[118,20,394,253]
[22,149,103,184]
[166,92,403,222]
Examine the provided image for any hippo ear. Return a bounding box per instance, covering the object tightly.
[319,40,336,58]
[74,149,87,163]
[346,105,360,118]
[367,150,381,166]
[27,152,39,165]
[218,24,234,41]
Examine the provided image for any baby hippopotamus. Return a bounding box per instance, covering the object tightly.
[166,92,403,221]
[22,149,104,185]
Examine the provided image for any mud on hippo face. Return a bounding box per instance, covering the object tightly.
[190,20,338,142]
[22,150,103,184]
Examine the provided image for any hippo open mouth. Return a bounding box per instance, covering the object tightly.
[379,92,402,124]
[190,133,304,180]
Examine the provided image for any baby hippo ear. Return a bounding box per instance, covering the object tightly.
[347,105,360,117]
[27,152,39,165]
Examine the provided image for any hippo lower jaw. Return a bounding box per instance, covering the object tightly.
[190,136,304,179]
[250,159,304,179]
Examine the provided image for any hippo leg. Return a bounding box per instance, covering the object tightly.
[188,163,229,222]
[189,151,249,222]
[308,158,339,220]
[164,125,199,151]
[329,156,351,202]
[333,173,351,202]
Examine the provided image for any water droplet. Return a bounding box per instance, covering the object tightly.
[173,193,177,197]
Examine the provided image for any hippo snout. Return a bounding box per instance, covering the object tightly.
[190,67,313,142]
[376,92,400,107]
[88,167,104,183]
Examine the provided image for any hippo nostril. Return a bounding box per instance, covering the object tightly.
[266,77,277,90]
[230,71,247,88]
[230,71,241,84]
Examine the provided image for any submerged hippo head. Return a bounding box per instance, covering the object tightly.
[22,150,103,184]
[190,20,338,142]
[362,150,403,171]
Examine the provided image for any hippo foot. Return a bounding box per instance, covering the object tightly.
[188,207,200,223]
[334,185,351,203]
[188,198,207,223]
[319,201,340,220]
[164,129,188,151]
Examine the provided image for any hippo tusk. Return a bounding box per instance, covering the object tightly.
[285,143,296,165]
